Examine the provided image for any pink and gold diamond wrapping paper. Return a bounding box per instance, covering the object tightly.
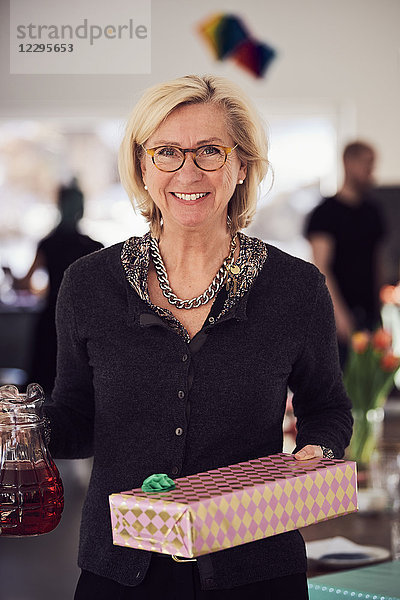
[109,453,358,558]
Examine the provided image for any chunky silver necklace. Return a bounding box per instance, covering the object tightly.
[150,234,238,310]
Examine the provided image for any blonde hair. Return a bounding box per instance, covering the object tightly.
[118,74,269,237]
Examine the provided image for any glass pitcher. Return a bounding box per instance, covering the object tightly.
[0,383,64,536]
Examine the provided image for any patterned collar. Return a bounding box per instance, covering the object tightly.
[121,231,268,342]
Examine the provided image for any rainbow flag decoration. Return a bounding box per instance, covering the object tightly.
[198,14,276,78]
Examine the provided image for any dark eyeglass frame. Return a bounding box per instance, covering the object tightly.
[141,143,238,172]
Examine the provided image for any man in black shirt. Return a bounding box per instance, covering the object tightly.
[304,141,385,366]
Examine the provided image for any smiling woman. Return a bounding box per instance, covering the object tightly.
[140,103,245,236]
[118,74,268,238]
[42,74,353,599]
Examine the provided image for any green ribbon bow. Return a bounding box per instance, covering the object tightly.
[141,473,176,493]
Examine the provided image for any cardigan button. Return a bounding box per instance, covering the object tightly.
[178,390,185,399]
[175,427,183,436]
[171,466,179,475]
[182,353,188,362]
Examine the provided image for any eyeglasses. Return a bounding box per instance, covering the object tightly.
[141,144,238,172]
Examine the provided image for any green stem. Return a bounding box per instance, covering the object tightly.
[347,408,383,468]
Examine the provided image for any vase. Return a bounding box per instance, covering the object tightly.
[347,406,385,470]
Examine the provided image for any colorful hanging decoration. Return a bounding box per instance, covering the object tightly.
[198,14,276,78]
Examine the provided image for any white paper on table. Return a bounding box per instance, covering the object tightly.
[306,536,371,560]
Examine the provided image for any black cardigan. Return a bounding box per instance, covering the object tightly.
[45,237,352,590]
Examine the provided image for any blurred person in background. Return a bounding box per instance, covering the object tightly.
[15,180,103,395]
[304,141,386,367]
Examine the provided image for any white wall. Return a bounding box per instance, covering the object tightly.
[1,0,399,183]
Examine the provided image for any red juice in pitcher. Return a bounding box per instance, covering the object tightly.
[0,460,64,536]
[0,383,64,536]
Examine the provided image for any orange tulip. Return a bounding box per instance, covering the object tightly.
[351,331,370,353]
[380,353,400,372]
[371,328,392,352]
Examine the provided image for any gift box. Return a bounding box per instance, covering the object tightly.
[109,453,358,558]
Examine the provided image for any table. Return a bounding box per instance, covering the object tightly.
[301,511,393,577]
[301,399,400,578]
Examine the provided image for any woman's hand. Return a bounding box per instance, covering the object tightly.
[294,445,323,461]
